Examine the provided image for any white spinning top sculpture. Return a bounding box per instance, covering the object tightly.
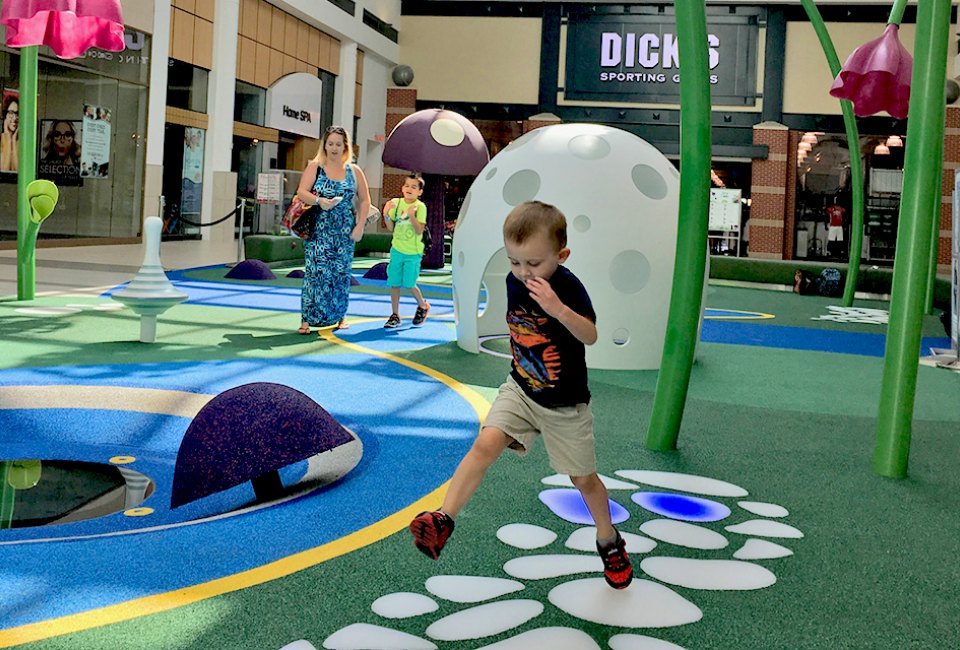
[112,216,188,343]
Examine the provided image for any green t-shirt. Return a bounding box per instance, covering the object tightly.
[388,198,427,255]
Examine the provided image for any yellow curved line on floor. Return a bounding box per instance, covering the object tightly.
[0,337,486,647]
[320,328,491,421]
[704,309,775,320]
[0,488,447,647]
[0,385,212,417]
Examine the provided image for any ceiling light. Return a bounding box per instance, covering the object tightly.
[874,144,890,155]
[885,135,903,147]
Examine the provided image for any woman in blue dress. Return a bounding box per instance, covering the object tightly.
[295,126,371,333]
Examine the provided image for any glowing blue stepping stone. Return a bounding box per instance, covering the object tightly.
[631,492,730,522]
[539,489,629,525]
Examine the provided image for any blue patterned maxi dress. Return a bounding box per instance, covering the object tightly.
[301,164,357,327]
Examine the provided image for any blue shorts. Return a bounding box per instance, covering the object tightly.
[386,248,422,288]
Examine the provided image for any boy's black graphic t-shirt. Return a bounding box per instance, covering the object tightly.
[506,266,596,408]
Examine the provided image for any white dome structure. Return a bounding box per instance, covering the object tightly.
[452,123,705,370]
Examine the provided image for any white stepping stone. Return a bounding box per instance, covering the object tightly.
[503,554,603,580]
[371,592,438,618]
[278,641,318,650]
[725,519,804,539]
[640,557,776,590]
[425,575,524,603]
[565,527,657,554]
[733,539,794,560]
[737,501,789,518]
[542,473,639,490]
[549,578,702,628]
[15,306,81,315]
[609,634,689,649]
[639,519,728,550]
[475,627,601,649]
[425,599,543,642]
[322,623,437,649]
[615,470,748,497]
[93,303,125,311]
[497,523,557,549]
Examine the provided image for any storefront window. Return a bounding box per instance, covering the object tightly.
[0,48,148,241]
[167,59,208,113]
[161,124,206,240]
[709,162,751,257]
[794,133,904,264]
[235,81,266,125]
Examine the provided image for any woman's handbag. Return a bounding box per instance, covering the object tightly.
[281,195,318,239]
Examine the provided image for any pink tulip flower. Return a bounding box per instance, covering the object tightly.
[830,24,913,120]
[2,0,125,59]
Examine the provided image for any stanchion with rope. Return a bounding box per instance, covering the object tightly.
[175,200,246,267]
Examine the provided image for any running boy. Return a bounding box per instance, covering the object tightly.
[382,174,430,328]
[409,200,633,589]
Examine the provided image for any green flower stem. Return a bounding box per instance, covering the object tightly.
[874,0,951,478]
[925,157,943,315]
[0,462,14,530]
[644,1,711,451]
[800,0,865,307]
[16,46,39,301]
[888,0,908,26]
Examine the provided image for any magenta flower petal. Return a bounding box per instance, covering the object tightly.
[830,23,912,119]
[2,0,125,59]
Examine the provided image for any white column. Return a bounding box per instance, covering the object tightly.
[143,0,172,223]
[201,0,241,241]
[332,41,358,132]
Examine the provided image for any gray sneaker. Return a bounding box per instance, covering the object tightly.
[384,313,401,328]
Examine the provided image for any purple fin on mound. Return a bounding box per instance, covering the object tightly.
[362,262,388,280]
[225,259,277,280]
[171,382,353,508]
[350,274,360,286]
[286,269,305,279]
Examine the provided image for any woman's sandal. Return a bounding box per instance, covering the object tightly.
[297,323,311,335]
[335,318,350,330]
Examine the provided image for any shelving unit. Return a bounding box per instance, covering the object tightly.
[865,168,903,264]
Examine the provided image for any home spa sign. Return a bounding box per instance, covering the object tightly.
[564,10,760,105]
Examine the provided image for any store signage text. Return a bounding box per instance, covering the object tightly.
[563,12,759,105]
[598,32,719,84]
[283,105,313,123]
[266,73,323,139]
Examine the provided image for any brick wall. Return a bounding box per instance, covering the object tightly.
[940,105,959,272]
[749,123,791,259]
[382,88,418,207]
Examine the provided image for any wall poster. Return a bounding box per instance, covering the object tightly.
[80,104,112,178]
[38,118,82,185]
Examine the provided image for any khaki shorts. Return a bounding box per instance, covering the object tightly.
[484,375,596,477]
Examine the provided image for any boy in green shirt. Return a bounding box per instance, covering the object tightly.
[382,174,430,327]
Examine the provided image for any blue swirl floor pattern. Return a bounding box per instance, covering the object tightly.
[0,354,479,628]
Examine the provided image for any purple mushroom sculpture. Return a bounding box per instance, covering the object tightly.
[382,109,489,268]
[170,383,360,509]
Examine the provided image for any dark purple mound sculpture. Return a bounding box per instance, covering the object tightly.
[170,382,353,508]
[286,269,305,279]
[225,259,276,280]
[382,109,489,176]
[362,262,388,280]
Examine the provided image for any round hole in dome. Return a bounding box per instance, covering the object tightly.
[612,328,630,346]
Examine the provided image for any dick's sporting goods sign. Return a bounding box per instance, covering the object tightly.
[564,11,760,105]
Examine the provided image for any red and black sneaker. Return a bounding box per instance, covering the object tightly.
[597,530,633,589]
[410,510,455,560]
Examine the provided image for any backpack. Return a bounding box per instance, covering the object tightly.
[818,268,842,297]
[420,224,432,256]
